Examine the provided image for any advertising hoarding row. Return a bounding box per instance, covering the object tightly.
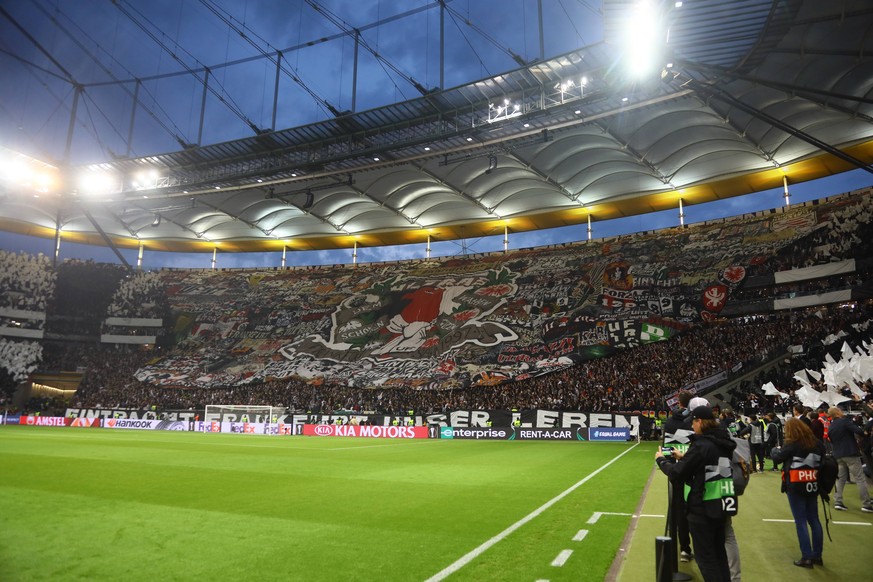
[3,413,632,442]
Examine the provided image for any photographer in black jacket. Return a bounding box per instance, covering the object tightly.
[769,417,825,568]
[656,405,738,582]
[662,390,695,562]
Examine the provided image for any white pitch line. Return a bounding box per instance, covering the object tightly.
[764,518,871,526]
[551,550,573,567]
[572,529,589,542]
[424,442,640,582]
[587,511,632,524]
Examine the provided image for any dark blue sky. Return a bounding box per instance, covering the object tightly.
[2,1,871,269]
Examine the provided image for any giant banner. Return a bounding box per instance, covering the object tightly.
[119,190,866,391]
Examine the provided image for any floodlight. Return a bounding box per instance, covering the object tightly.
[623,1,665,78]
[77,168,119,196]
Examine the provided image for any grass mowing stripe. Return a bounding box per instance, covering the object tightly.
[424,442,640,582]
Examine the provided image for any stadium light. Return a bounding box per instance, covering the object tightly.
[622,1,667,79]
[486,98,523,124]
[77,167,120,196]
[0,148,60,194]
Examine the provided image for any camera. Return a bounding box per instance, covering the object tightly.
[661,446,674,458]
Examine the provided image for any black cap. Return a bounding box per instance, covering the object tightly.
[691,405,715,420]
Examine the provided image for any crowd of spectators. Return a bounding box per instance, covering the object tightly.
[0,338,42,383]
[0,250,55,311]
[57,302,869,416]
[105,271,168,319]
[748,187,873,275]
[727,314,873,416]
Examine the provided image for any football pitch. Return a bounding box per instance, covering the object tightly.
[0,426,653,581]
[5,427,872,581]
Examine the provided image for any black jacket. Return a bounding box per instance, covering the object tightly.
[770,440,824,496]
[658,427,739,520]
[828,416,864,458]
[662,408,693,450]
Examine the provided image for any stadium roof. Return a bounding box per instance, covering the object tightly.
[1,0,872,256]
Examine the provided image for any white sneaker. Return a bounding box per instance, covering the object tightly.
[834,502,847,511]
[680,550,693,562]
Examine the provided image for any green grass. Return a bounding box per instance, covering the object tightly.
[0,426,651,581]
[10,427,868,581]
[617,452,873,581]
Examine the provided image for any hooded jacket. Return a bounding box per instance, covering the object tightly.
[658,426,739,520]
[662,407,693,452]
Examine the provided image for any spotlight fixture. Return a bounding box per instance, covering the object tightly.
[303,189,314,209]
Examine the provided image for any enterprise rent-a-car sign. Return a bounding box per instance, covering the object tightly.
[440,427,588,440]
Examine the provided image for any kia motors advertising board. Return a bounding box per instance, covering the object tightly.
[302,424,428,439]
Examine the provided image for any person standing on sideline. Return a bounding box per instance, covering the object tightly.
[715,406,744,582]
[663,390,695,562]
[827,407,873,512]
[738,414,765,472]
[793,405,811,429]
[769,418,825,568]
[807,411,825,442]
[656,405,738,582]
[765,413,783,471]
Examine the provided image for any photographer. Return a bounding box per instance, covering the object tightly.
[769,417,824,568]
[662,390,695,562]
[656,405,738,582]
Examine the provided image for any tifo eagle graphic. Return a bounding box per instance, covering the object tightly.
[280,268,519,365]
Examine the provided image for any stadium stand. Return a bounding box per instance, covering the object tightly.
[2,187,871,419]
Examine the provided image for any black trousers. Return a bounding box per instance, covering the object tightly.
[750,443,765,471]
[687,513,731,582]
[767,442,780,469]
[670,479,691,553]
